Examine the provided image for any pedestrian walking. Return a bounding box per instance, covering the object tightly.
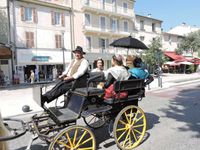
[29,70,35,83]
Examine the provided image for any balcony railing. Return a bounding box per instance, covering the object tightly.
[83,23,133,36]
[82,0,134,18]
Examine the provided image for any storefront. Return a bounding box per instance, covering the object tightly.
[16,49,72,83]
[0,46,12,85]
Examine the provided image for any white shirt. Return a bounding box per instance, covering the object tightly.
[91,68,103,72]
[62,58,89,79]
[104,66,130,81]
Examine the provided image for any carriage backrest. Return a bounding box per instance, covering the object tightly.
[67,93,86,115]
[114,79,145,92]
[71,72,90,90]
[87,72,105,83]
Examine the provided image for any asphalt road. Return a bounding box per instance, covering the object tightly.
[5,82,200,150]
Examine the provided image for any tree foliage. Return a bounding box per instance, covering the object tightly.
[142,37,166,66]
[176,30,200,55]
[0,8,8,44]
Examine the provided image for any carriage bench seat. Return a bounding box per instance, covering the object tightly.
[104,79,145,104]
[73,87,105,97]
[48,107,79,124]
[47,93,86,124]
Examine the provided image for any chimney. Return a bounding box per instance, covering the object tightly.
[147,14,151,17]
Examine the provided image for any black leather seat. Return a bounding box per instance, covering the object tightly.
[73,87,105,97]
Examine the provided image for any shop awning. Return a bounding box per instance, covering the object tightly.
[0,47,11,59]
[164,51,187,62]
[189,57,200,64]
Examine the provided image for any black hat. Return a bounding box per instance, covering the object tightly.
[72,46,86,54]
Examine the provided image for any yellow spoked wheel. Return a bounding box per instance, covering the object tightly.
[48,125,96,150]
[113,105,146,150]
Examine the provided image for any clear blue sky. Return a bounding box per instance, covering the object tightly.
[134,0,200,32]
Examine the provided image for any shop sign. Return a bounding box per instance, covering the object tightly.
[32,56,51,62]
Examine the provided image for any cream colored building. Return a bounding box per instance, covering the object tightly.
[73,0,135,68]
[135,14,162,46]
[162,32,184,52]
[9,0,72,82]
[165,23,200,57]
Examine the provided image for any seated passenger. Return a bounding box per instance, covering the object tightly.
[91,58,104,72]
[91,58,105,88]
[103,55,130,99]
[41,46,89,107]
[128,57,154,86]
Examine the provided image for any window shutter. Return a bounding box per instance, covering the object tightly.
[51,11,55,25]
[33,8,38,23]
[26,32,29,47]
[31,32,34,48]
[21,6,25,21]
[106,39,109,49]
[59,35,61,48]
[61,13,65,26]
[55,35,58,48]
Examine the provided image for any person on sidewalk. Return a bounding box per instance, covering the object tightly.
[41,46,89,106]
[29,70,35,83]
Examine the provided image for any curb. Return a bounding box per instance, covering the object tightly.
[146,78,200,92]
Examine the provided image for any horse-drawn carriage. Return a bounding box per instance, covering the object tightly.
[1,72,147,150]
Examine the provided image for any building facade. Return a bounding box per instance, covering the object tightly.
[162,32,184,52]
[9,0,72,83]
[135,14,163,46]
[73,0,135,69]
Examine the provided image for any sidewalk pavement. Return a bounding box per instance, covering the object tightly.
[0,73,200,118]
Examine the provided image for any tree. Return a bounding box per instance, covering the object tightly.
[142,37,167,72]
[0,8,8,44]
[176,30,200,56]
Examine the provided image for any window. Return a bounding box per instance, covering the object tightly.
[55,12,61,25]
[86,36,91,50]
[99,38,106,52]
[85,14,90,26]
[123,3,128,13]
[140,36,145,41]
[84,0,90,5]
[168,35,172,45]
[26,32,34,48]
[112,0,117,12]
[152,23,156,32]
[111,19,117,32]
[51,11,65,26]
[25,7,32,21]
[99,38,108,53]
[140,20,144,31]
[124,21,128,32]
[55,34,62,48]
[100,0,105,10]
[0,60,8,65]
[100,16,106,31]
[21,6,37,23]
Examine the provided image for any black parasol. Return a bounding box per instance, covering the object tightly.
[109,36,148,49]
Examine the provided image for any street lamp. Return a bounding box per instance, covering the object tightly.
[61,31,65,70]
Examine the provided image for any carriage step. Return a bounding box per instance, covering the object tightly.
[82,106,112,117]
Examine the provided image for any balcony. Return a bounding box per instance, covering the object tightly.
[83,24,132,37]
[82,0,134,19]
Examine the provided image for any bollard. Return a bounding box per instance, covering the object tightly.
[148,84,150,90]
